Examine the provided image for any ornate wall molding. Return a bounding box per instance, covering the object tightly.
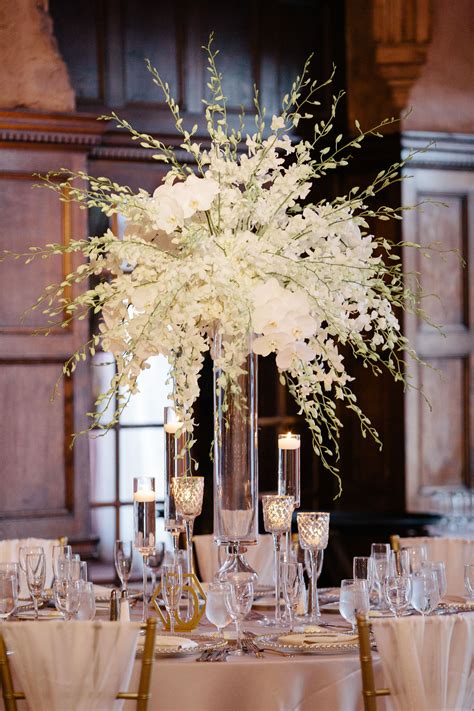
[0,111,104,148]
[373,0,432,112]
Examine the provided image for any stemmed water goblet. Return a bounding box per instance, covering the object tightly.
[25,552,46,619]
[384,574,412,616]
[421,560,447,610]
[205,581,232,637]
[464,564,474,600]
[53,578,81,621]
[224,573,254,655]
[370,543,390,609]
[262,494,295,625]
[411,568,440,615]
[297,512,330,624]
[76,581,96,621]
[161,562,183,635]
[0,574,18,621]
[339,579,369,633]
[282,561,304,632]
[114,540,133,591]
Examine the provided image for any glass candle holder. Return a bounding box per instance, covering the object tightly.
[262,495,295,624]
[171,476,204,585]
[133,477,157,622]
[297,512,330,623]
[278,432,300,562]
[164,407,188,553]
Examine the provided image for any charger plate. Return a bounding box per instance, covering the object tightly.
[437,600,474,613]
[255,632,359,655]
[137,633,227,658]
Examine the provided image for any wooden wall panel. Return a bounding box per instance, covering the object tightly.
[402,139,474,510]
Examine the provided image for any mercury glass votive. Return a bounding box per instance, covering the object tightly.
[171,476,204,582]
[297,512,330,623]
[262,495,295,624]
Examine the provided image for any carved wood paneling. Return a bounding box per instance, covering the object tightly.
[402,135,474,510]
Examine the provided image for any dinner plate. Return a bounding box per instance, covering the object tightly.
[138,633,227,658]
[15,608,64,621]
[255,632,359,655]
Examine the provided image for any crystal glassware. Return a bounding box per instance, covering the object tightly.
[353,556,374,588]
[53,579,81,621]
[464,564,474,600]
[262,494,295,625]
[19,545,44,578]
[297,512,330,623]
[114,540,133,591]
[133,476,157,622]
[56,558,81,582]
[164,406,187,554]
[205,581,232,637]
[388,549,410,577]
[339,578,369,632]
[421,560,447,606]
[370,543,390,609]
[411,569,440,615]
[171,475,204,584]
[213,333,258,581]
[401,544,428,573]
[224,573,254,655]
[25,552,46,619]
[278,433,300,560]
[52,544,72,581]
[282,561,304,632]
[384,574,412,616]
[147,543,165,595]
[0,563,20,598]
[0,574,18,621]
[76,581,96,621]
[161,561,183,634]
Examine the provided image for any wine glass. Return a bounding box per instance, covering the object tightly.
[370,543,390,609]
[53,579,81,621]
[52,544,72,580]
[76,581,96,621]
[0,574,18,621]
[411,569,440,615]
[161,562,183,635]
[147,543,165,594]
[384,574,412,616]
[339,579,369,633]
[19,545,44,585]
[205,581,232,637]
[114,541,133,591]
[56,557,81,582]
[464,564,474,600]
[402,544,428,573]
[25,552,46,619]
[224,573,254,655]
[297,512,330,624]
[282,561,304,632]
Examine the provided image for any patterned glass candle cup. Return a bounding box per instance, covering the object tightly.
[262,495,295,624]
[172,476,204,581]
[297,512,330,623]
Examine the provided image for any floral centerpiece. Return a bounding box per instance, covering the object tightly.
[10,37,423,494]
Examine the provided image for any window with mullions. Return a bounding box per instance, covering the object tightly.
[89,351,171,578]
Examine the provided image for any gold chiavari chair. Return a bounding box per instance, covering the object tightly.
[0,617,157,711]
[356,613,390,711]
[389,534,400,551]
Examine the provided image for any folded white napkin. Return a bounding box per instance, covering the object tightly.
[1,621,140,711]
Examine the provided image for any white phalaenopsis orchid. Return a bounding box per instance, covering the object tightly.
[14,36,426,493]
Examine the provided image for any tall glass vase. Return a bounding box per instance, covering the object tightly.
[212,333,258,581]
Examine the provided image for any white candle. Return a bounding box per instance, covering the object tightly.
[278,432,301,450]
[133,489,155,502]
[164,421,182,434]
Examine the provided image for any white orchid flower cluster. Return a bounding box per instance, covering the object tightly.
[16,37,422,489]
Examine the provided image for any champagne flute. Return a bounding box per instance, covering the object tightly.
[0,574,18,621]
[205,581,232,637]
[339,579,369,633]
[52,544,72,581]
[370,543,390,609]
[161,562,183,635]
[353,556,374,587]
[25,552,46,619]
[114,540,133,591]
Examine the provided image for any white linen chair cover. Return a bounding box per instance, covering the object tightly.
[1,620,140,711]
[194,534,274,584]
[399,536,474,597]
[372,614,474,711]
[0,537,59,598]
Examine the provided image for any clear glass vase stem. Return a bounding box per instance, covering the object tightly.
[142,555,148,623]
[309,549,321,623]
[273,532,282,624]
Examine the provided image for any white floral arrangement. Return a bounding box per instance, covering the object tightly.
[7,37,426,493]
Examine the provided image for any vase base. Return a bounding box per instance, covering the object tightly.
[215,544,258,582]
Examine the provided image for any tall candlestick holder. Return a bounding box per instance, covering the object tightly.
[171,476,204,587]
[133,476,157,622]
[297,512,330,624]
[277,433,300,562]
[262,495,295,625]
[164,406,188,555]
